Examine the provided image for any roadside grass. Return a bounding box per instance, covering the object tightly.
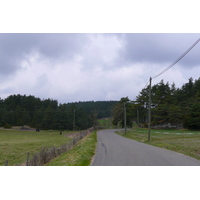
[117,126,200,160]
[46,130,97,166]
[0,129,75,166]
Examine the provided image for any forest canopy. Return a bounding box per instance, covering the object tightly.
[0,95,117,130]
[2,77,200,131]
[117,77,200,130]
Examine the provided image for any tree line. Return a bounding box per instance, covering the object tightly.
[0,94,117,130]
[112,77,200,130]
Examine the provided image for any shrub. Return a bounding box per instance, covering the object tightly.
[4,123,12,129]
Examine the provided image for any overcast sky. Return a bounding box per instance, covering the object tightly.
[0,33,200,103]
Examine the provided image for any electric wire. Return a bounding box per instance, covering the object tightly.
[143,38,200,89]
[152,38,200,79]
[144,80,150,89]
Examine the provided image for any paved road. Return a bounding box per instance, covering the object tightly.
[91,129,200,166]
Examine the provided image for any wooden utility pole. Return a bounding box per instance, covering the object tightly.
[124,102,127,134]
[73,109,75,131]
[137,107,139,126]
[148,77,152,141]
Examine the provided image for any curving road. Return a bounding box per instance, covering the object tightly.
[91,129,200,166]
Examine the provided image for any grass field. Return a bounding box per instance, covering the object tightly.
[0,129,75,166]
[117,126,200,160]
[46,130,97,166]
[5,119,200,166]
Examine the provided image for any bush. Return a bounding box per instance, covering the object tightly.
[4,123,12,129]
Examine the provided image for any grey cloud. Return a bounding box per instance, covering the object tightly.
[1,33,199,77]
[0,33,90,76]
[80,33,126,70]
[1,33,200,103]
[35,33,89,59]
[122,33,200,68]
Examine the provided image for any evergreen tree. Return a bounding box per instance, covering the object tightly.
[112,97,133,128]
[187,102,200,129]
[42,106,56,129]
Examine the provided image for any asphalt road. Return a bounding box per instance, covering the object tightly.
[91,129,200,166]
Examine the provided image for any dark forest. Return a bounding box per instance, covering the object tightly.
[0,95,117,130]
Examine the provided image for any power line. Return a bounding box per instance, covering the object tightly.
[143,38,200,88]
[144,80,150,89]
[152,38,200,79]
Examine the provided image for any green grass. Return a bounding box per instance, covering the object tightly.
[117,126,200,160]
[0,129,74,166]
[46,130,97,166]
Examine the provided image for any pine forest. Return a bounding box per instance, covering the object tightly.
[0,95,117,131]
[131,77,200,130]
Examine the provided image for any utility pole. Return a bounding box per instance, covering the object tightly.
[137,107,139,126]
[148,77,152,141]
[73,109,75,131]
[124,102,127,134]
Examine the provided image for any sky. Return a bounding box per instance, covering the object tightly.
[0,33,199,103]
[0,1,200,104]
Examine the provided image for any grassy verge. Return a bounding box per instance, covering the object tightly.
[0,129,74,166]
[46,130,97,166]
[117,126,200,160]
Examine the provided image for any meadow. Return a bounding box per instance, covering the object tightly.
[0,129,74,166]
[3,118,200,166]
[118,126,200,160]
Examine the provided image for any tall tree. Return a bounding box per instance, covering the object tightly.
[112,97,133,128]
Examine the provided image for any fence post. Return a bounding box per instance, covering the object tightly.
[26,152,30,166]
[4,160,8,166]
[182,132,184,147]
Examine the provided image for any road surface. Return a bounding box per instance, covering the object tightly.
[91,129,200,166]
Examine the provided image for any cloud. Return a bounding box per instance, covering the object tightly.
[0,33,200,103]
[0,33,89,76]
[122,33,200,68]
[81,33,125,70]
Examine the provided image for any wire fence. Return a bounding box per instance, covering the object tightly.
[2,127,95,166]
